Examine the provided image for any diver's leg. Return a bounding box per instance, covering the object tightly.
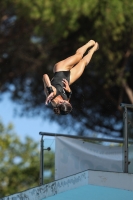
[69,42,99,85]
[53,40,95,72]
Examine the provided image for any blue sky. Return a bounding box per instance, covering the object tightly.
[0,93,66,143]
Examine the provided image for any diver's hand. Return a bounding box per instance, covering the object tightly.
[45,92,54,105]
[62,79,71,92]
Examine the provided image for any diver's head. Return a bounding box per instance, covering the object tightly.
[53,101,72,115]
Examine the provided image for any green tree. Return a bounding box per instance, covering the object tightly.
[0,0,133,136]
[0,120,54,198]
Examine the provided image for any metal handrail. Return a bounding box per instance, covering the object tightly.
[39,136,44,185]
[120,103,133,173]
[39,132,124,143]
[120,103,133,108]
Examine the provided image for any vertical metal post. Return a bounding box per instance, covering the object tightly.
[39,135,44,185]
[123,106,128,173]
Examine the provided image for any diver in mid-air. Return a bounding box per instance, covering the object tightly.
[43,40,99,115]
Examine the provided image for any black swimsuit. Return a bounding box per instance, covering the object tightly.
[51,71,71,100]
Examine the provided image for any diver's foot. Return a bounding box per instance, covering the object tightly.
[93,42,99,51]
[87,40,96,48]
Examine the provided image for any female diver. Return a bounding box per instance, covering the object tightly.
[43,40,99,115]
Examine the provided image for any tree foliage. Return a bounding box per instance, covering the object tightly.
[0,0,133,137]
[0,120,54,198]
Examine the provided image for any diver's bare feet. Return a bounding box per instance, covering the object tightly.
[89,42,99,52]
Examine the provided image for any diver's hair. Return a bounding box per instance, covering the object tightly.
[53,102,72,115]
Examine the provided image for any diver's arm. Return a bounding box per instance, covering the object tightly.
[42,74,56,104]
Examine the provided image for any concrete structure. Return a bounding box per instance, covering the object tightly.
[1,170,133,200]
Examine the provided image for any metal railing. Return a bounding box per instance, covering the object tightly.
[39,103,133,185]
[120,103,133,173]
[39,134,124,185]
